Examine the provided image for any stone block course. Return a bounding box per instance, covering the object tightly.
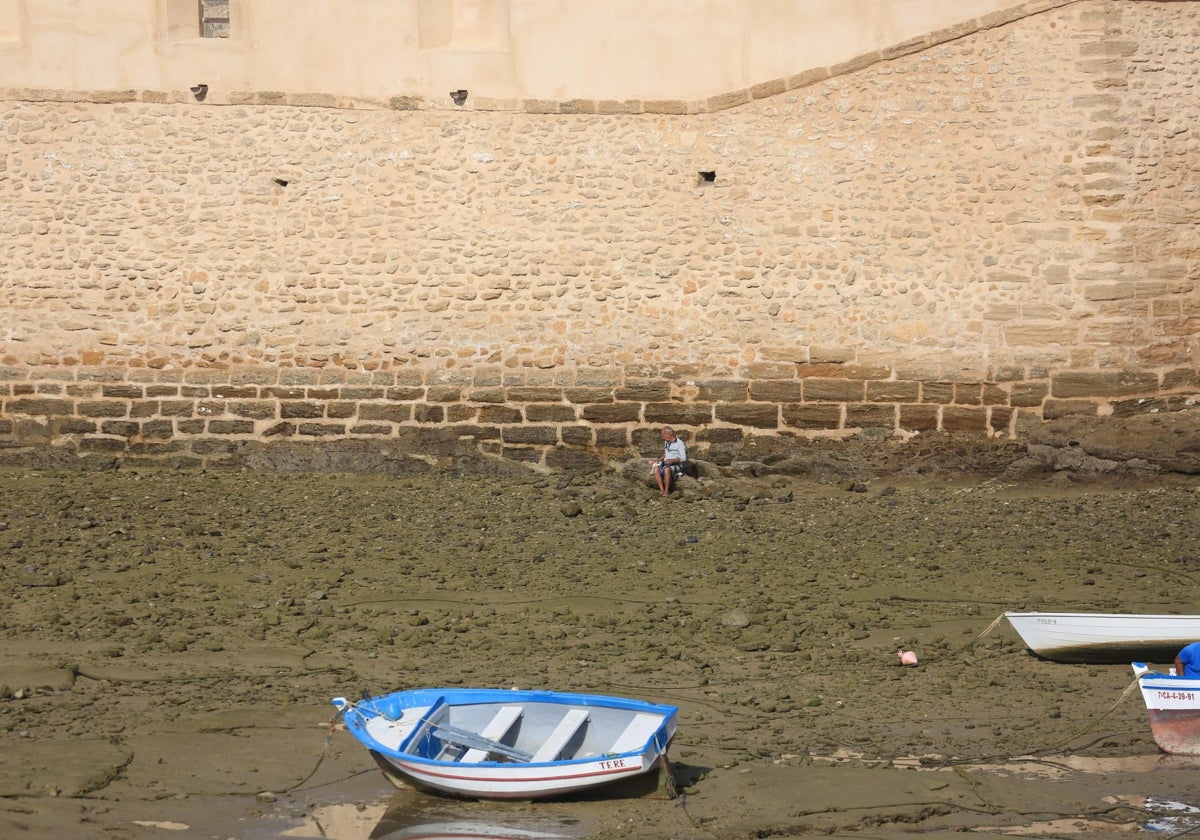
[921,383,956,405]
[899,405,940,431]
[299,423,346,437]
[478,405,522,424]
[1008,382,1049,408]
[954,384,984,406]
[100,421,139,438]
[581,403,642,424]
[351,424,392,436]
[644,404,714,427]
[805,380,866,403]
[280,401,324,419]
[506,387,563,403]
[783,404,842,430]
[80,437,126,453]
[616,382,670,401]
[695,381,750,402]
[750,381,804,402]
[1043,399,1100,419]
[1051,370,1160,398]
[594,428,628,448]
[207,420,255,435]
[102,385,143,399]
[845,405,896,430]
[866,381,920,402]
[8,398,72,416]
[502,426,559,446]
[525,404,577,423]
[387,387,425,401]
[941,407,989,432]
[230,400,280,420]
[77,401,129,418]
[716,404,779,429]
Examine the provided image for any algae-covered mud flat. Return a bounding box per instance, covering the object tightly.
[1,468,1198,838]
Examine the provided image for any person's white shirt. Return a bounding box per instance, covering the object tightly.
[663,437,686,463]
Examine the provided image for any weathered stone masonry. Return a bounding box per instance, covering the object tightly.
[1,1,1198,471]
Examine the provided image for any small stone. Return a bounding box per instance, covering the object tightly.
[721,609,751,628]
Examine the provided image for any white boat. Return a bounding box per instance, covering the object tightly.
[1004,612,1200,664]
[331,687,677,800]
[1132,663,1200,755]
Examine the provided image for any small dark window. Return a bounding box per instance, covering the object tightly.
[698,170,717,184]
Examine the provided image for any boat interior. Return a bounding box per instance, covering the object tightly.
[361,697,666,764]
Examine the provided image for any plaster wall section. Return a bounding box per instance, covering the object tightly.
[0,0,1025,105]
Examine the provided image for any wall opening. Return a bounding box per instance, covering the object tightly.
[200,0,230,38]
[168,0,230,40]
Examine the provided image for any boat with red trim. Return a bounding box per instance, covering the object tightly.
[332,687,677,799]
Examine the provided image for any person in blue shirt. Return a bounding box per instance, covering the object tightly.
[1175,641,1200,677]
[650,425,687,497]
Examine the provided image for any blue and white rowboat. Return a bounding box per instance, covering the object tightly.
[332,687,677,800]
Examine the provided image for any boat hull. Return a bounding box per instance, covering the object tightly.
[368,746,668,799]
[1005,612,1200,664]
[335,687,677,800]
[1134,667,1200,755]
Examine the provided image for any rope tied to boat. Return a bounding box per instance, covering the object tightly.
[935,611,1007,660]
[1031,674,1142,756]
[278,704,349,794]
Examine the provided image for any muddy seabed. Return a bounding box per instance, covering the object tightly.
[1,467,1199,840]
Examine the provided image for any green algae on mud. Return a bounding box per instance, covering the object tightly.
[0,468,1198,838]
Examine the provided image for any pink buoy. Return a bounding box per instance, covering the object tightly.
[898,649,918,666]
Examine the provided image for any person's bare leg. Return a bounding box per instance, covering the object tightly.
[655,464,669,495]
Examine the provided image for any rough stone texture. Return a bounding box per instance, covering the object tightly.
[0,1,1197,474]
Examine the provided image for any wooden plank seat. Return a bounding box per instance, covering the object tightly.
[433,720,533,763]
[530,708,590,763]
[457,705,524,763]
[608,713,663,754]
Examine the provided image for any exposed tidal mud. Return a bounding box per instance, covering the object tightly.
[0,463,1198,838]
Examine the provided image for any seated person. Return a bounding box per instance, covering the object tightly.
[650,425,687,497]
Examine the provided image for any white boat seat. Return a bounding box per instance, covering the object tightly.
[459,705,524,763]
[608,713,663,754]
[530,708,590,763]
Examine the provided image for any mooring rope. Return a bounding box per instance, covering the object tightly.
[938,611,1007,659]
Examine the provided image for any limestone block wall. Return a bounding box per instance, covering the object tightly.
[0,0,1198,471]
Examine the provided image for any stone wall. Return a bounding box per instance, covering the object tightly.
[1,0,1198,472]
